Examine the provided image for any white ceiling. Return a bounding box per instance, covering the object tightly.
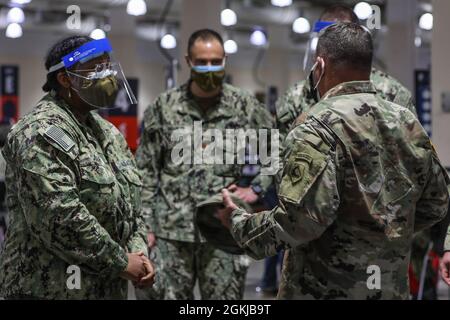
[0,0,431,66]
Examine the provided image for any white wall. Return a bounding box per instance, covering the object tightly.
[431,0,450,166]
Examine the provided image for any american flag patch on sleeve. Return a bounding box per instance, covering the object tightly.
[44,125,75,152]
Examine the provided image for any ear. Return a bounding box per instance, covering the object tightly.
[56,71,71,89]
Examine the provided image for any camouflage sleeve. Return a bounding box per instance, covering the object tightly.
[18,136,128,277]
[127,205,149,256]
[371,67,418,118]
[231,123,340,259]
[415,150,450,235]
[275,81,314,177]
[403,95,418,118]
[392,87,417,118]
[246,95,277,193]
[135,101,161,233]
[125,149,149,257]
[276,86,299,141]
[275,80,311,139]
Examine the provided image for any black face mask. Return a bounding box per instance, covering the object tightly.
[308,59,325,103]
[308,69,320,104]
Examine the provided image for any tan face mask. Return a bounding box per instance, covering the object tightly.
[71,72,120,109]
[190,64,226,92]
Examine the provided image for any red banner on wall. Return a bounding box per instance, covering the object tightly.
[0,66,19,125]
[104,115,139,151]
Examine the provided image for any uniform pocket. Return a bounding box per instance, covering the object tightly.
[79,162,115,193]
[118,165,143,187]
[78,158,118,222]
[116,164,143,215]
[371,168,413,238]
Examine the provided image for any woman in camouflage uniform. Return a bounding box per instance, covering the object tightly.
[0,36,154,299]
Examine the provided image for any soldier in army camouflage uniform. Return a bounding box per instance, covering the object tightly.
[135,29,273,300]
[276,5,439,300]
[218,23,449,300]
[0,36,154,299]
[277,5,417,141]
[278,67,416,139]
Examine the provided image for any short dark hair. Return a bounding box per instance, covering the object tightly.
[42,35,92,93]
[187,29,224,57]
[316,22,373,73]
[320,5,359,24]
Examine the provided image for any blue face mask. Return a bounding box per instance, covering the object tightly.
[309,58,325,103]
[191,65,225,73]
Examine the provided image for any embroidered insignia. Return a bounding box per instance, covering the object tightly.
[44,125,75,152]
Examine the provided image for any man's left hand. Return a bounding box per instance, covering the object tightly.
[215,189,238,229]
[228,184,259,204]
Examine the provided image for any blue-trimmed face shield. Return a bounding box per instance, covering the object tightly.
[48,38,137,109]
[303,21,335,71]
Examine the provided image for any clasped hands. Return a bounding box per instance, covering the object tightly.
[120,251,155,289]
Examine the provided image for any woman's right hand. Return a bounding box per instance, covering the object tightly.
[120,252,147,282]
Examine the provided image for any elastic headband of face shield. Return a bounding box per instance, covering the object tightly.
[314,21,372,35]
[48,38,113,74]
[314,20,335,33]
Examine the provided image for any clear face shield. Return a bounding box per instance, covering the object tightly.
[303,21,335,72]
[48,38,137,109]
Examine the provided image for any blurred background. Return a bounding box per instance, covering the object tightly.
[0,0,436,124]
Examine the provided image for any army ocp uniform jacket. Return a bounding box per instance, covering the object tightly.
[231,81,449,300]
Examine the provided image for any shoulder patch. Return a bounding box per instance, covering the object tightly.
[44,125,75,152]
[279,139,331,204]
